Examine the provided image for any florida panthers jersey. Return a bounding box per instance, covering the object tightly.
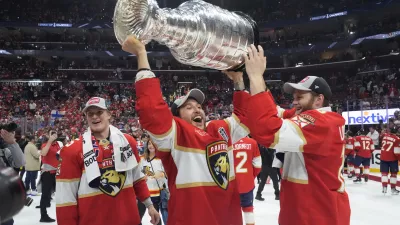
[345,137,355,156]
[380,133,400,161]
[233,137,261,193]
[135,74,250,225]
[247,91,350,225]
[354,136,375,158]
[55,134,150,225]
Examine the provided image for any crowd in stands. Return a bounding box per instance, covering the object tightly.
[1,0,400,138]
[1,0,398,55]
[1,57,400,137]
[0,0,382,24]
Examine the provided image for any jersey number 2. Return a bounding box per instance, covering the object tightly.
[236,152,248,173]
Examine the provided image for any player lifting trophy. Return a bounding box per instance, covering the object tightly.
[115,0,261,224]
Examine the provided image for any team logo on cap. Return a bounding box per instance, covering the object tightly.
[206,140,230,190]
[88,97,101,105]
[300,77,310,83]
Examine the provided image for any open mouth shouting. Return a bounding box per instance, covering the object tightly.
[295,106,303,114]
[192,115,204,128]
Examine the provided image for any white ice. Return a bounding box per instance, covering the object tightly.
[13,174,400,225]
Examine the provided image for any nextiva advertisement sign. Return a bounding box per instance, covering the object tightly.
[342,108,399,125]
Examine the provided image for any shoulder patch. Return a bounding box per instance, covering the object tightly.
[299,114,316,123]
[218,127,229,142]
[290,114,315,128]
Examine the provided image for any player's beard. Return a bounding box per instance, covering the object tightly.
[296,98,315,115]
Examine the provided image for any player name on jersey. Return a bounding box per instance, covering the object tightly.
[383,136,397,142]
[234,143,252,150]
[358,137,372,142]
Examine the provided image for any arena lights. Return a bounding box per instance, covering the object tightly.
[352,30,400,45]
[0,50,11,55]
[38,23,72,28]
[309,11,348,21]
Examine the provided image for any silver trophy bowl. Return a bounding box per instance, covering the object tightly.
[113,0,259,70]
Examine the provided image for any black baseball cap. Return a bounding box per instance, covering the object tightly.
[283,76,332,100]
[171,89,205,116]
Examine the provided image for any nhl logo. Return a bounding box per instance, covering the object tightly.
[206,141,230,190]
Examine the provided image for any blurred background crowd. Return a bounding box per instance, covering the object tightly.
[1,0,400,139]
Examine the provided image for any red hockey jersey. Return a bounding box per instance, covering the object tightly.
[247,91,350,225]
[345,137,355,156]
[135,74,250,225]
[55,133,150,225]
[380,133,400,161]
[233,137,261,193]
[354,136,374,158]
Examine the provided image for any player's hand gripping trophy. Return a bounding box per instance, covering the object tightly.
[113,0,259,71]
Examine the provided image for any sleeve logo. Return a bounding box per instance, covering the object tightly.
[291,114,315,128]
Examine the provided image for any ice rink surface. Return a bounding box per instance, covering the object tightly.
[14,176,400,225]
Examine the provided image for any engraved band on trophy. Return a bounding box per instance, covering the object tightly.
[113,0,259,70]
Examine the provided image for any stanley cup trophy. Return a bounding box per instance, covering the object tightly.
[113,0,259,71]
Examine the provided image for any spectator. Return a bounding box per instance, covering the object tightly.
[367,126,380,149]
[24,135,41,196]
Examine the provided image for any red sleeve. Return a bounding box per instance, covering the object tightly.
[221,91,251,144]
[232,91,250,127]
[283,107,296,119]
[135,78,173,137]
[125,134,150,202]
[248,91,334,155]
[247,92,282,147]
[56,142,82,225]
[252,142,261,178]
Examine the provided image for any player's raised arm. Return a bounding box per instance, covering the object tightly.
[219,70,251,144]
[123,36,174,151]
[247,91,334,153]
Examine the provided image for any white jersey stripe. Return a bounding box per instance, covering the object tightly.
[56,180,79,206]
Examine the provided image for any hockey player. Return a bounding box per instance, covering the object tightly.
[122,36,251,225]
[55,97,160,225]
[245,44,350,225]
[233,137,261,225]
[345,131,356,178]
[353,132,374,183]
[256,146,280,201]
[380,128,400,194]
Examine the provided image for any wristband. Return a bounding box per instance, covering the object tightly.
[142,197,153,208]
[138,68,151,72]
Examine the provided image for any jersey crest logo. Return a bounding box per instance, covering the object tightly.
[141,166,155,176]
[99,169,126,197]
[206,141,230,190]
[291,114,315,128]
[218,127,229,142]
